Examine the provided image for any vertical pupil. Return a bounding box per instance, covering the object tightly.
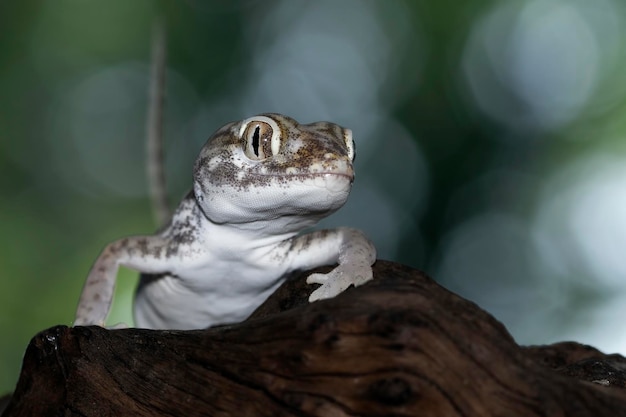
[252,126,260,156]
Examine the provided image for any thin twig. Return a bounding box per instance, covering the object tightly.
[146,18,170,226]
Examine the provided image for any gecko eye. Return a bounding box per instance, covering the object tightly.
[344,128,355,162]
[241,118,283,161]
[243,122,273,160]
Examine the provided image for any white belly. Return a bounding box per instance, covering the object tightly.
[133,269,284,330]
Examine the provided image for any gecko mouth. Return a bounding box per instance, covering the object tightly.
[257,171,354,185]
[256,166,355,180]
[238,172,353,196]
[277,171,353,179]
[221,168,354,193]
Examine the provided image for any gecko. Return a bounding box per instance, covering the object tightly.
[74,113,376,330]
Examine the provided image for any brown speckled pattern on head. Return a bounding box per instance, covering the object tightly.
[193,114,355,193]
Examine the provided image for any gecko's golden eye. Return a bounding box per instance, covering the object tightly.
[243,121,274,160]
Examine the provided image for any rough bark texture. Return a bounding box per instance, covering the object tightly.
[3,261,626,416]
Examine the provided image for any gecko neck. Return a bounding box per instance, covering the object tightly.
[202,209,324,239]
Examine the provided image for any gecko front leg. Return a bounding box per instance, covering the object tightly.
[279,227,376,302]
[74,235,175,326]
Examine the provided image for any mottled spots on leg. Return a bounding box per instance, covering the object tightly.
[136,238,149,254]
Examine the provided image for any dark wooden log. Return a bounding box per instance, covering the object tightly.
[3,261,626,416]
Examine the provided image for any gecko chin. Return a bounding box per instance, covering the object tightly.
[310,172,353,192]
[266,172,353,214]
[198,173,352,225]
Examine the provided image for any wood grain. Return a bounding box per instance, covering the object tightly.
[3,261,626,416]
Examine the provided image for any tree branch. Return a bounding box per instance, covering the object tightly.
[3,261,626,416]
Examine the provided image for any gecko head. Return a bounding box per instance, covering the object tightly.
[193,113,356,227]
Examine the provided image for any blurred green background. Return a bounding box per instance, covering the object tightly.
[2,0,626,394]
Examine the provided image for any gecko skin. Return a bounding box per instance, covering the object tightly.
[74,113,376,330]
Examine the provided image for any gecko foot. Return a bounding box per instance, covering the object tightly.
[307,264,373,302]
